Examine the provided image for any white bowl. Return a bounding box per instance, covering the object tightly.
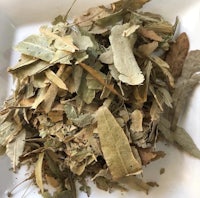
[0,0,200,197]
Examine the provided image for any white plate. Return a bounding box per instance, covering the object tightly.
[0,0,200,197]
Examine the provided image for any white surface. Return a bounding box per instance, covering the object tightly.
[0,0,200,197]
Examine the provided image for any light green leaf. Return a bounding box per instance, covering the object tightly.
[99,47,113,65]
[109,23,144,85]
[174,127,200,159]
[96,106,142,180]
[6,129,26,171]
[8,54,38,70]
[72,32,94,50]
[51,50,72,64]
[8,60,52,79]
[159,118,200,159]
[15,35,55,62]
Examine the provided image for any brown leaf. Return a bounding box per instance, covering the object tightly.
[138,41,158,57]
[138,27,163,42]
[165,32,189,78]
[138,148,165,165]
[79,62,124,99]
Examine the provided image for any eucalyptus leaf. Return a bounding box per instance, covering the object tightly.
[109,23,144,85]
[96,106,142,180]
[15,35,55,62]
[8,60,52,79]
[6,129,26,171]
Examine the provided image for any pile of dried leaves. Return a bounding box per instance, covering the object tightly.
[1,0,200,197]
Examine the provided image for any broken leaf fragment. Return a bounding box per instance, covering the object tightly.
[35,152,45,193]
[96,106,142,180]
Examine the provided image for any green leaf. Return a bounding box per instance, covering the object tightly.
[15,35,55,62]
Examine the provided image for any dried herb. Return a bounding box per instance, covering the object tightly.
[1,0,200,197]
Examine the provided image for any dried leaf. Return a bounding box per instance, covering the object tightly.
[64,103,94,128]
[109,23,144,85]
[138,41,158,57]
[31,87,47,109]
[144,21,173,34]
[15,35,55,62]
[171,50,200,129]
[159,118,200,159]
[72,32,94,50]
[150,55,174,87]
[74,6,110,27]
[130,110,143,132]
[8,60,51,79]
[35,152,45,193]
[123,24,140,37]
[138,148,165,165]
[138,27,163,41]
[6,129,26,171]
[79,62,123,99]
[113,0,150,12]
[95,9,124,27]
[45,69,67,90]
[45,174,59,188]
[8,54,38,70]
[96,106,142,180]
[119,176,150,194]
[165,32,189,79]
[43,66,72,113]
[99,47,113,65]
[51,50,72,64]
[0,121,22,146]
[174,127,200,159]
[40,26,78,52]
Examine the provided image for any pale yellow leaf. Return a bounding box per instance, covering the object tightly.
[45,69,68,90]
[6,129,26,171]
[96,106,142,180]
[130,110,143,132]
[35,152,44,193]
